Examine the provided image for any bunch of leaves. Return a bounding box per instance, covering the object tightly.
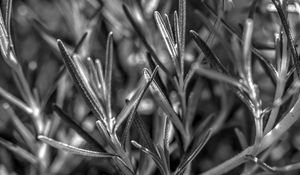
[1,0,300,175]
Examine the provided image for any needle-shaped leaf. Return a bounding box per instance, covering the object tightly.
[2,0,12,46]
[86,57,105,101]
[194,5,277,84]
[242,19,254,82]
[156,145,170,173]
[145,52,168,96]
[52,104,103,150]
[271,0,300,78]
[174,11,182,77]
[73,32,88,55]
[174,130,212,175]
[154,11,179,75]
[112,156,135,175]
[105,32,114,124]
[178,0,186,75]
[0,137,38,165]
[40,66,66,112]
[57,40,106,122]
[193,65,248,92]
[144,69,186,136]
[114,79,146,131]
[122,4,173,78]
[190,30,229,74]
[95,120,112,148]
[190,30,254,112]
[164,14,175,43]
[185,81,202,128]
[0,86,32,115]
[2,103,35,149]
[0,8,18,70]
[38,135,115,158]
[31,19,73,57]
[163,117,171,169]
[95,59,106,94]
[114,66,159,132]
[131,140,168,175]
[121,67,158,149]
[132,113,158,158]
[154,12,176,59]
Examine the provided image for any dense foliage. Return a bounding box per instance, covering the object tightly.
[0,0,300,174]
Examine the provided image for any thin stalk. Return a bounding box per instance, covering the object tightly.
[242,19,262,143]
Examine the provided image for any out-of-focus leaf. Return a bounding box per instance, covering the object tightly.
[121,67,158,148]
[132,113,157,158]
[122,4,173,78]
[2,103,35,149]
[31,19,73,57]
[193,10,232,58]
[145,52,168,96]
[57,40,106,122]
[114,77,147,131]
[190,31,254,113]
[174,130,212,175]
[234,128,248,149]
[52,104,103,150]
[0,137,38,165]
[114,66,158,131]
[73,32,88,54]
[144,69,186,136]
[38,135,115,158]
[190,30,228,74]
[193,114,214,138]
[195,5,277,84]
[193,65,247,91]
[185,80,202,128]
[248,0,259,19]
[0,86,32,115]
[40,66,66,112]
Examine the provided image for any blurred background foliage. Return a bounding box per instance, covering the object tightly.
[0,0,300,174]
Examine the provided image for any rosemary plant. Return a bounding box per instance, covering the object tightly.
[0,0,300,175]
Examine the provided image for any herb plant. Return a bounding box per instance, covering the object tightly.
[0,0,300,175]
